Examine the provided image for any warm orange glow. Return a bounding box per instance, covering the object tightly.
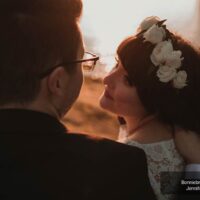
[81,0,197,72]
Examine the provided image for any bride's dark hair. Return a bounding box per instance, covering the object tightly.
[117,28,200,133]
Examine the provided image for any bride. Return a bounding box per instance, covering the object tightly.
[100,16,200,200]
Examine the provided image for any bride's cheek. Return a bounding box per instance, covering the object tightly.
[115,90,133,105]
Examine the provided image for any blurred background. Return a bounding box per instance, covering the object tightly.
[63,0,200,140]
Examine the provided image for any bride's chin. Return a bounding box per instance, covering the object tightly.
[99,95,112,111]
[100,96,120,116]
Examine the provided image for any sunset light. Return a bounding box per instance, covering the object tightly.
[81,0,198,73]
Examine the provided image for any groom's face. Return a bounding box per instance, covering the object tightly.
[59,43,84,116]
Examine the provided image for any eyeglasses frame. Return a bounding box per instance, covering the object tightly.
[39,51,99,79]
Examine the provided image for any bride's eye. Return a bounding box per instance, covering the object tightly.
[112,61,119,70]
[115,56,119,63]
[124,75,133,86]
[114,63,119,69]
[114,56,119,68]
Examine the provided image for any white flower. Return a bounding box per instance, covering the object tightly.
[143,24,166,44]
[150,40,173,66]
[138,16,187,89]
[165,50,184,69]
[157,65,177,83]
[173,70,187,89]
[139,16,161,32]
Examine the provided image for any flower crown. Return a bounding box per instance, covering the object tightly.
[138,16,187,89]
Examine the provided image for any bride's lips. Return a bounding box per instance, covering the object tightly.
[104,90,114,100]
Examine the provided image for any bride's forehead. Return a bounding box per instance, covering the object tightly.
[118,63,128,75]
[114,54,128,74]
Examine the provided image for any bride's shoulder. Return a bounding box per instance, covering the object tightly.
[127,133,173,145]
[118,122,174,144]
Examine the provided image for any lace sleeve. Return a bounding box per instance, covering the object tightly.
[124,139,185,200]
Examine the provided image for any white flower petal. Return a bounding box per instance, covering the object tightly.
[150,40,173,66]
[150,53,160,66]
[139,16,161,32]
[173,70,187,89]
[165,50,183,69]
[157,65,177,83]
[143,25,166,44]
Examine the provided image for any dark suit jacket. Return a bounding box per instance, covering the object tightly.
[0,109,156,200]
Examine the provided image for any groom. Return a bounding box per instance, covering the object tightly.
[0,0,156,199]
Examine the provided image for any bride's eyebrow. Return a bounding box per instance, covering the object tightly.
[115,56,119,62]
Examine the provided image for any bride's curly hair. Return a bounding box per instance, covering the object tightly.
[117,28,200,133]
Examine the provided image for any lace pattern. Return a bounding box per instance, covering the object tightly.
[118,126,185,200]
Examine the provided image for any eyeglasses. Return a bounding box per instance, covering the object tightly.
[39,51,99,79]
[81,51,100,71]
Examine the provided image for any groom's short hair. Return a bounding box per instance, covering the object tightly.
[0,0,82,105]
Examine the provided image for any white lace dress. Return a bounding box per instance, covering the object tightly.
[118,125,185,200]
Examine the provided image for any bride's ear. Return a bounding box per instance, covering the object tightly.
[46,66,69,96]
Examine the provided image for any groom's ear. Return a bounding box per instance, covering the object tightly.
[47,66,69,97]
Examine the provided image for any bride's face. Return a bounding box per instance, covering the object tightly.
[100,59,147,119]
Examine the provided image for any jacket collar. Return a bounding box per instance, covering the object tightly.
[0,109,67,135]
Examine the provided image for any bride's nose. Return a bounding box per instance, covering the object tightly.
[103,71,116,89]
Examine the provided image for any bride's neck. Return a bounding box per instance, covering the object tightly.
[125,115,156,134]
[124,115,173,143]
